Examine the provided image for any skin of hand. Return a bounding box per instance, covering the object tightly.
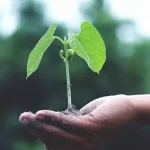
[19,94,150,150]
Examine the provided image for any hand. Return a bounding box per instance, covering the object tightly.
[19,94,150,150]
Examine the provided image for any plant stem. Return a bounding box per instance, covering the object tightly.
[64,40,72,109]
[54,36,65,45]
[65,61,72,108]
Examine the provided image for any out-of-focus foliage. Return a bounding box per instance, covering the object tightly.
[0,0,150,150]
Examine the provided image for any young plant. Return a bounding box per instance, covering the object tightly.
[26,21,106,114]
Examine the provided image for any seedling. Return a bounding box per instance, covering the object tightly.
[26,21,106,115]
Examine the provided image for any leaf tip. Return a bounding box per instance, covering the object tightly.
[95,70,100,74]
[26,75,29,80]
[26,71,32,80]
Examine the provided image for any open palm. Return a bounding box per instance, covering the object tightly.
[20,94,150,150]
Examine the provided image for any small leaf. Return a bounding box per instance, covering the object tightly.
[69,21,106,73]
[26,23,57,78]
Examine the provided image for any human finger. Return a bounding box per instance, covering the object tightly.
[80,96,112,115]
[20,112,89,149]
[36,110,97,135]
[90,95,136,129]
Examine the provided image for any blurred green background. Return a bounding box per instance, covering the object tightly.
[0,0,150,150]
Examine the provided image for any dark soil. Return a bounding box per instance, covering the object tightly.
[62,105,83,116]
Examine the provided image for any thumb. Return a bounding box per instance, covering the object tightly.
[80,96,109,115]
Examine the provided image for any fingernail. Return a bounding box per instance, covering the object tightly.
[36,111,46,120]
[19,113,29,124]
[19,112,34,124]
[21,116,29,124]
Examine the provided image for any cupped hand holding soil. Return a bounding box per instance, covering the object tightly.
[19,94,150,150]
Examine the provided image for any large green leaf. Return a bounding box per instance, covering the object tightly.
[26,23,57,78]
[68,21,106,73]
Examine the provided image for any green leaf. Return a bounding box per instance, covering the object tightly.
[68,21,106,73]
[26,23,57,78]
